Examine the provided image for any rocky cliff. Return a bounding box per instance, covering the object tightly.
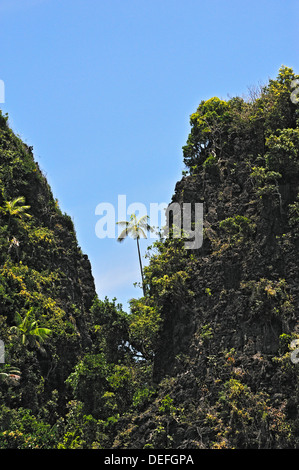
[0,111,96,412]
[113,66,299,449]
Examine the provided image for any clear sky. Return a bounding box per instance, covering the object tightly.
[0,0,298,310]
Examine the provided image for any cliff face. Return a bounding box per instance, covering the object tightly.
[153,154,298,384]
[113,66,299,449]
[0,112,96,408]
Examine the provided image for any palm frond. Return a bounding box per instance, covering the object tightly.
[14,312,22,326]
[137,214,149,225]
[137,227,147,239]
[116,213,154,240]
[116,220,130,227]
[10,196,26,206]
[30,328,51,342]
[117,226,133,242]
[4,196,32,218]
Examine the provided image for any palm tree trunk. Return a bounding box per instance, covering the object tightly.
[136,237,145,296]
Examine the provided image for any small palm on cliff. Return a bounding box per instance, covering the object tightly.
[1,196,31,227]
[11,309,51,349]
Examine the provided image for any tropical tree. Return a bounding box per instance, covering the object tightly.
[10,309,51,349]
[116,214,153,296]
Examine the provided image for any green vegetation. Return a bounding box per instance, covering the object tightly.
[11,309,52,347]
[219,215,256,244]
[0,66,298,449]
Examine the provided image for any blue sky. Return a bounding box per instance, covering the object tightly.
[0,0,298,310]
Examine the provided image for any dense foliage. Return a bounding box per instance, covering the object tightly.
[0,66,298,449]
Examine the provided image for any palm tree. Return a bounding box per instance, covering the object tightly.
[2,196,32,227]
[116,213,153,296]
[11,309,51,349]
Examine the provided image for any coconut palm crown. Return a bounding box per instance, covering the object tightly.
[116,213,153,296]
